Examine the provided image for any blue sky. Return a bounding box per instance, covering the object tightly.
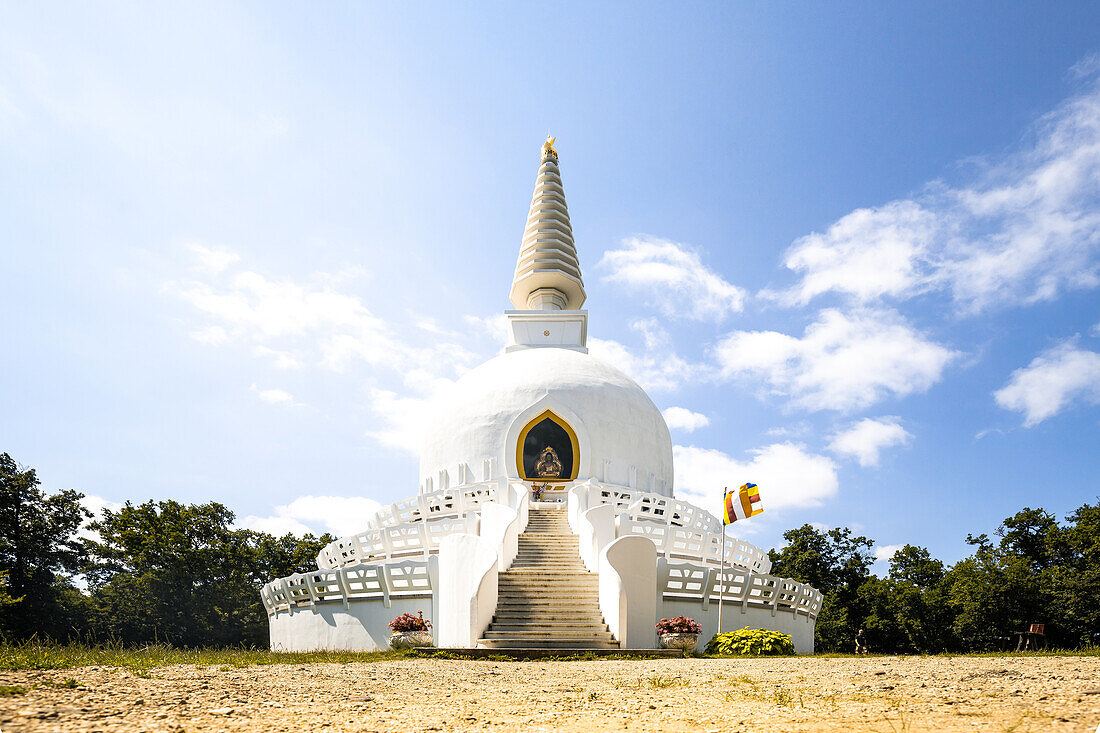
[3,2,1100,568]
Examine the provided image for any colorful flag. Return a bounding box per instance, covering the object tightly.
[723,483,763,524]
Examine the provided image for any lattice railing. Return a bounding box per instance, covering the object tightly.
[615,517,771,573]
[656,558,822,619]
[316,514,478,570]
[369,482,500,528]
[262,558,435,616]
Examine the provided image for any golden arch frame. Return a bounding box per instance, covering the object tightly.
[515,409,580,482]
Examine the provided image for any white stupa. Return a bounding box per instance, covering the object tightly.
[262,137,822,652]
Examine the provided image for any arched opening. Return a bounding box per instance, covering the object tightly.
[516,410,579,482]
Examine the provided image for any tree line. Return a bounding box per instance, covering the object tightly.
[769,502,1100,652]
[2,451,1098,651]
[0,453,329,647]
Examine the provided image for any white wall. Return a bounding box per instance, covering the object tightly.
[599,535,658,649]
[418,349,674,495]
[436,533,499,648]
[659,598,816,654]
[269,596,435,652]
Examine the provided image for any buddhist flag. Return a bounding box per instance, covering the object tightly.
[723,483,763,525]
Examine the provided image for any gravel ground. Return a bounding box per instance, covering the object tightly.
[1,655,1098,732]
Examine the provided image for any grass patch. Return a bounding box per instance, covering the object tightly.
[1,640,1096,672]
[0,639,412,672]
[646,674,689,689]
[0,685,25,696]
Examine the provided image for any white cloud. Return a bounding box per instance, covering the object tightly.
[778,201,938,306]
[599,236,747,321]
[252,346,302,370]
[463,313,510,349]
[186,243,240,275]
[662,407,710,432]
[874,544,904,564]
[172,252,478,377]
[828,417,913,467]
[189,325,229,345]
[673,443,838,512]
[77,494,123,541]
[240,495,384,538]
[250,384,298,406]
[589,319,704,392]
[994,339,1100,426]
[772,68,1100,312]
[171,250,485,450]
[714,308,958,412]
[366,386,435,454]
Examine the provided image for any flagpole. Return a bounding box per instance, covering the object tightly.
[718,489,726,637]
[718,526,725,636]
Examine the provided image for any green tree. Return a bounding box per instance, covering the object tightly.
[0,453,89,639]
[85,500,330,646]
[859,545,956,653]
[770,524,874,651]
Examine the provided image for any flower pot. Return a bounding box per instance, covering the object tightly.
[659,632,699,651]
[390,631,433,649]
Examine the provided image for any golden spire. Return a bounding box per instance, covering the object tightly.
[542,134,558,160]
[510,135,584,310]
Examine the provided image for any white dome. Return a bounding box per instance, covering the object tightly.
[419,348,674,496]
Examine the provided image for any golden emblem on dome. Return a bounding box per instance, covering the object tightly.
[535,446,563,478]
[542,135,558,160]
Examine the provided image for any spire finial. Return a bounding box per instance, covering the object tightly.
[509,136,585,311]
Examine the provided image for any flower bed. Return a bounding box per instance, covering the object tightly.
[388,611,432,633]
[655,616,702,635]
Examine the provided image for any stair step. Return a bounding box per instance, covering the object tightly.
[488,620,609,628]
[482,630,614,639]
[493,616,606,624]
[477,639,620,650]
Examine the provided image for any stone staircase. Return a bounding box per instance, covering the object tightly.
[477,505,618,649]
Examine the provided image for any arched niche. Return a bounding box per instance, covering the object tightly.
[514,410,580,482]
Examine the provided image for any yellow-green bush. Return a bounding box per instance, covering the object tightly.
[705,627,795,656]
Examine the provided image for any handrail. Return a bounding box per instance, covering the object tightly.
[262,557,436,617]
[316,514,479,570]
[656,557,822,620]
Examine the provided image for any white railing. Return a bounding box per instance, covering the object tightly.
[570,482,772,574]
[369,481,502,528]
[262,558,436,617]
[616,516,771,574]
[316,514,479,570]
[657,558,822,620]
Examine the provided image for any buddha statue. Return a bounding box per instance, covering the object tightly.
[535,446,563,478]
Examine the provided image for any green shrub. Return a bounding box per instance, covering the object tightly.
[705,627,795,656]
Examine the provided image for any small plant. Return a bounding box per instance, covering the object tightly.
[388,611,432,633]
[646,674,689,689]
[0,685,25,696]
[655,616,702,634]
[705,627,795,656]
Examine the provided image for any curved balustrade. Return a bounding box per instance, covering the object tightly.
[657,558,822,620]
[579,483,772,574]
[368,482,502,529]
[262,558,435,617]
[316,514,479,570]
[616,516,771,573]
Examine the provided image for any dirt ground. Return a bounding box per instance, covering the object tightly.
[1,655,1098,732]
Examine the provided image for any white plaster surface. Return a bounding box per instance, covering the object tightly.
[419,348,673,494]
[268,597,434,652]
[599,535,658,649]
[579,503,614,573]
[659,598,816,654]
[436,534,499,648]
